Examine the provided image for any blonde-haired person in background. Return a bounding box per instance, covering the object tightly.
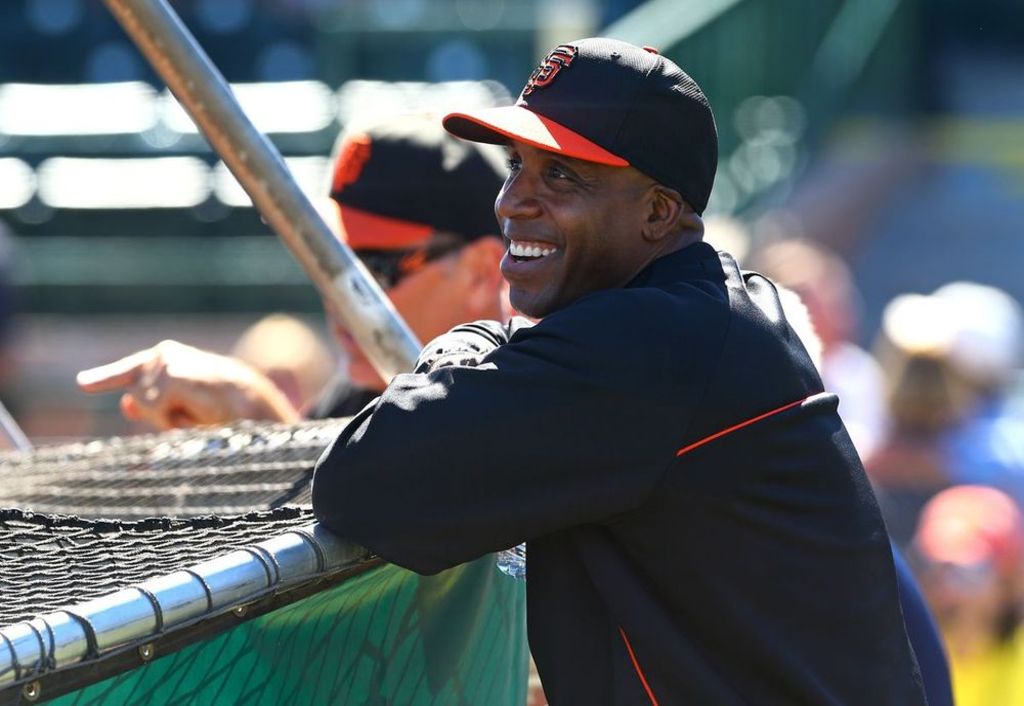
[934,283,1024,506]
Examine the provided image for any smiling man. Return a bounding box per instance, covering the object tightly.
[498,141,695,318]
[312,38,928,704]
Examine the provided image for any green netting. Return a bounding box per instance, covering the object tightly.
[47,559,527,706]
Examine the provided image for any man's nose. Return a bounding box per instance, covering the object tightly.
[495,173,541,222]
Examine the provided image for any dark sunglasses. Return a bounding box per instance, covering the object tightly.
[354,237,466,290]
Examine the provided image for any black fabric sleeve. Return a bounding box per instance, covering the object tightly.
[412,318,529,374]
[311,288,725,574]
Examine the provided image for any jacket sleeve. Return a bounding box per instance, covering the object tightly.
[412,318,528,373]
[311,288,725,574]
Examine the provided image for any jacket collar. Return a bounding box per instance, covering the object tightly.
[626,241,720,289]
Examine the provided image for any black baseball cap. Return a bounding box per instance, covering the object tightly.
[443,37,718,214]
[325,114,505,250]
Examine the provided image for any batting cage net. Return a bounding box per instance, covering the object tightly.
[0,506,319,629]
[0,421,528,706]
[0,419,345,519]
[0,421,373,703]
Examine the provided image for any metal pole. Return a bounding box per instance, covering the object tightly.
[102,0,422,382]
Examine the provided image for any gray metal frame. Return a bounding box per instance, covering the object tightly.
[0,523,370,699]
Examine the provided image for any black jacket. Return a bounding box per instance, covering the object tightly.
[312,242,927,705]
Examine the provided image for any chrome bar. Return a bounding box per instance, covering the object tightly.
[0,524,368,689]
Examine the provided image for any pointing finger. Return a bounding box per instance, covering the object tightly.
[76,350,155,393]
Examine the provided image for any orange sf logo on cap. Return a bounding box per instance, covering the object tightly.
[522,44,578,96]
[331,134,372,194]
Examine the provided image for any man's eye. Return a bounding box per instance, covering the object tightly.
[506,156,522,172]
[548,165,572,181]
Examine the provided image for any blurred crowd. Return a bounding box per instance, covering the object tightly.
[710,220,1024,706]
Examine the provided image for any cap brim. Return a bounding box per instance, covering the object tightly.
[319,199,433,251]
[443,106,629,167]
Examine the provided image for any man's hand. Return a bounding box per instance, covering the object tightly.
[76,340,301,430]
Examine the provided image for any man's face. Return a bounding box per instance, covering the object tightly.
[496,141,656,318]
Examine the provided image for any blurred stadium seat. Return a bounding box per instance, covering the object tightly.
[0,82,158,137]
[0,75,510,315]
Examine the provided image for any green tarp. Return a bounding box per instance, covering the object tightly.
[48,557,527,705]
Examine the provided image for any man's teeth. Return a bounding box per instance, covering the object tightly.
[509,241,555,258]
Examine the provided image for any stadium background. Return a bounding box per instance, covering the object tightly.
[0,0,1021,440]
[0,1,1023,704]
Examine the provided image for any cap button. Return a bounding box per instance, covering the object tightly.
[642,46,659,54]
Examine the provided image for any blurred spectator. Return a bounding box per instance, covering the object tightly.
[867,292,970,545]
[874,293,975,435]
[750,239,887,459]
[230,313,334,415]
[934,283,1024,505]
[913,485,1024,706]
[870,283,1024,546]
[77,113,509,427]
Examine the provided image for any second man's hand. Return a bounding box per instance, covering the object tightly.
[76,340,301,430]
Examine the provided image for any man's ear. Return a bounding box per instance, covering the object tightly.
[641,186,701,242]
[459,236,506,318]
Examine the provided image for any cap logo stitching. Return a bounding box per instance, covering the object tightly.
[331,134,372,194]
[522,44,578,96]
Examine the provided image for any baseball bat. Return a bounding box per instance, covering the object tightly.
[101,0,422,382]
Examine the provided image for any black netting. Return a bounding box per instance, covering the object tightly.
[0,507,315,626]
[0,420,528,705]
[0,419,349,626]
[0,419,346,518]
